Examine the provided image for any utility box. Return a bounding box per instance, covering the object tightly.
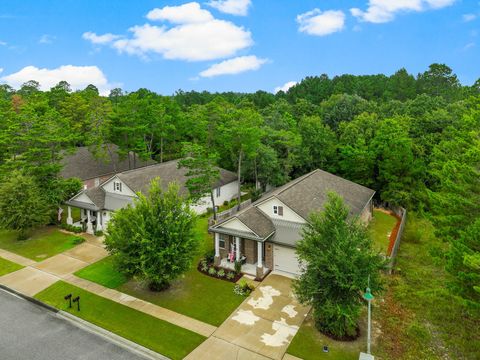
[359,353,375,360]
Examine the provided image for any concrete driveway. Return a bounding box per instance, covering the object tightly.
[186,274,310,360]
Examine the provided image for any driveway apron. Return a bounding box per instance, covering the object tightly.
[186,274,310,360]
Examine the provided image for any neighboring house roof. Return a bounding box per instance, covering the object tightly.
[117,159,237,196]
[60,144,156,181]
[211,169,375,243]
[66,159,238,211]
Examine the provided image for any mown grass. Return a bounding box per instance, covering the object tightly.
[35,281,206,360]
[76,215,244,326]
[369,209,398,253]
[0,257,24,276]
[0,226,82,261]
[287,315,367,360]
[375,214,480,359]
[74,256,127,289]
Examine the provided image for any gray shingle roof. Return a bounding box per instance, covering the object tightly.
[117,159,237,196]
[274,169,375,219]
[211,169,375,241]
[66,158,238,211]
[60,144,156,180]
[237,207,275,239]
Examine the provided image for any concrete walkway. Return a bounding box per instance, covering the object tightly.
[186,274,310,360]
[0,234,216,338]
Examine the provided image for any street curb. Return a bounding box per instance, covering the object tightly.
[58,311,170,360]
[0,284,59,313]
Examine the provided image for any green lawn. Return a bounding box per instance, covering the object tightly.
[0,227,83,261]
[287,315,367,360]
[369,209,398,253]
[74,256,127,288]
[374,214,480,359]
[76,215,244,326]
[0,257,24,276]
[35,281,205,360]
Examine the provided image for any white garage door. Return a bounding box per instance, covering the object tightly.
[273,245,301,278]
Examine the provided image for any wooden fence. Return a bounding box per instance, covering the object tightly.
[386,205,407,273]
[208,199,252,226]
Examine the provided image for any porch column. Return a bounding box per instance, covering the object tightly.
[235,237,241,261]
[96,213,103,232]
[257,241,263,268]
[214,233,221,266]
[256,241,264,279]
[66,206,73,225]
[86,210,94,234]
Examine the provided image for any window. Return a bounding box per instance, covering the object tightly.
[113,181,122,192]
[219,239,226,249]
[273,205,283,216]
[216,187,221,198]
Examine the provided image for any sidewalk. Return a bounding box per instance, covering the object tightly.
[0,240,216,338]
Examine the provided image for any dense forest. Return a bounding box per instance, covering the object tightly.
[0,63,479,306]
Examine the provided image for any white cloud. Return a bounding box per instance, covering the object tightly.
[0,68,3,74]
[83,31,121,45]
[297,9,346,36]
[199,55,267,77]
[463,42,475,50]
[0,40,7,46]
[85,2,252,62]
[147,2,213,23]
[463,13,477,22]
[274,81,297,94]
[39,34,55,44]
[207,0,252,16]
[351,0,456,23]
[0,65,116,95]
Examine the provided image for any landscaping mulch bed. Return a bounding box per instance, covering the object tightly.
[197,261,243,283]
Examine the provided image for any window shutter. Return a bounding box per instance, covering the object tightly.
[278,206,283,216]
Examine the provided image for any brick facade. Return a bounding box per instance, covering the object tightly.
[264,241,273,269]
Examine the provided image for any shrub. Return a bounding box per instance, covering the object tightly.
[223,200,229,206]
[226,272,235,280]
[234,260,242,274]
[208,267,217,276]
[94,230,104,237]
[234,279,255,296]
[204,249,215,264]
[217,269,225,278]
[200,260,209,272]
[72,236,85,245]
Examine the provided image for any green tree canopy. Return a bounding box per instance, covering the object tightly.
[294,192,384,339]
[105,179,198,291]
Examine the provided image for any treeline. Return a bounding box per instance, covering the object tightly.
[0,63,478,304]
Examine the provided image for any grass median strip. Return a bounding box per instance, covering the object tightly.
[0,257,24,276]
[35,281,206,360]
[75,256,127,289]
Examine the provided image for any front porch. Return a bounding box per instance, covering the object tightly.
[65,205,105,235]
[213,232,271,280]
[219,258,269,277]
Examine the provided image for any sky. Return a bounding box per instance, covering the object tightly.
[0,0,479,95]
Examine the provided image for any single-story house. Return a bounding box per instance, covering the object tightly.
[209,169,375,279]
[65,159,238,234]
[60,144,156,189]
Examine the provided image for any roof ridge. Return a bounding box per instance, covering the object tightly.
[276,169,319,196]
[117,158,179,176]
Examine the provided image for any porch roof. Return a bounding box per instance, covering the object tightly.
[209,226,274,242]
[65,199,99,211]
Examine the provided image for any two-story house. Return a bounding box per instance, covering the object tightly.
[209,169,375,279]
[65,159,238,234]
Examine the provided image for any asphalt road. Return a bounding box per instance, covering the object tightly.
[0,289,146,360]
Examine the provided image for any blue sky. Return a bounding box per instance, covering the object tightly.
[0,0,479,95]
